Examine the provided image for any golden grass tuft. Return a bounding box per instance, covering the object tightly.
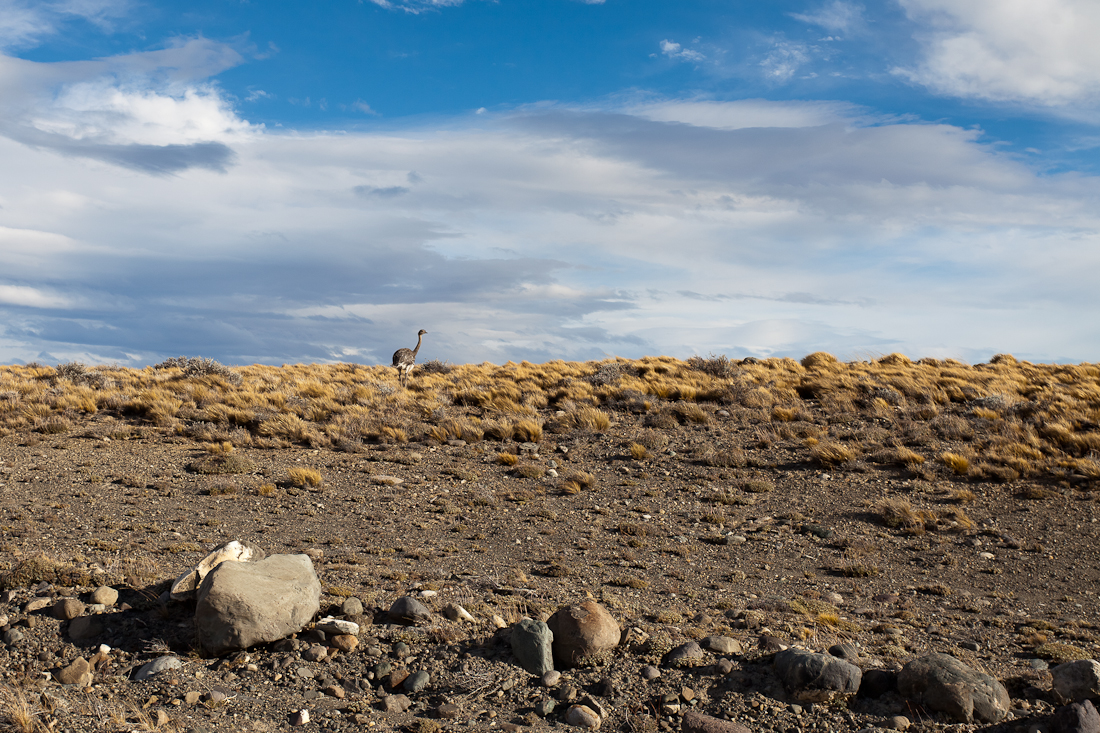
[628,442,649,460]
[811,442,856,467]
[287,466,323,488]
[496,452,519,466]
[940,452,971,475]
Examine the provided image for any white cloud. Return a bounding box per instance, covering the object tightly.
[1,90,1098,365]
[897,0,1100,106]
[790,1,864,35]
[366,0,465,14]
[760,40,810,81]
[660,40,705,63]
[0,285,74,309]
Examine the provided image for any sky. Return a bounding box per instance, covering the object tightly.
[1,0,1099,367]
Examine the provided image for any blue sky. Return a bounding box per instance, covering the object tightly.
[1,0,1099,366]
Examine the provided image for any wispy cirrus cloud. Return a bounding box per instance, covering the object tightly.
[365,0,465,14]
[790,1,865,36]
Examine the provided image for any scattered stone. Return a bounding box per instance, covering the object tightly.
[331,634,359,653]
[134,656,183,682]
[1054,700,1100,733]
[90,586,119,606]
[55,657,93,686]
[444,603,475,622]
[897,652,1010,723]
[438,703,461,719]
[641,665,661,681]
[960,640,981,652]
[665,641,705,667]
[388,596,432,625]
[701,636,743,655]
[316,616,359,636]
[558,684,579,702]
[546,601,621,667]
[205,689,227,705]
[24,598,51,613]
[887,716,911,731]
[341,597,364,616]
[682,710,752,733]
[185,691,202,705]
[171,540,266,601]
[381,694,412,713]
[1053,661,1100,703]
[404,670,430,693]
[829,642,861,662]
[291,709,310,726]
[301,644,328,662]
[322,684,345,699]
[775,648,862,698]
[536,699,556,716]
[51,598,83,620]
[564,704,601,728]
[68,615,103,641]
[717,659,735,675]
[492,614,508,629]
[389,668,410,689]
[542,670,562,687]
[511,618,555,675]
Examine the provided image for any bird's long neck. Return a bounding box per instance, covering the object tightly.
[412,332,423,357]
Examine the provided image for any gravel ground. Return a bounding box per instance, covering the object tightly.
[0,399,1097,732]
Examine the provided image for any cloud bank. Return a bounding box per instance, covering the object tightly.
[1,30,1099,367]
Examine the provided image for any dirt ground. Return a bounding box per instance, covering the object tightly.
[0,396,1098,732]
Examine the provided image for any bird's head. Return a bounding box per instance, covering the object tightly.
[418,329,427,335]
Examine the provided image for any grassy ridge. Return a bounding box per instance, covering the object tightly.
[2,352,1099,485]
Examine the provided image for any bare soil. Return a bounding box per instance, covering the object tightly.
[0,401,1097,733]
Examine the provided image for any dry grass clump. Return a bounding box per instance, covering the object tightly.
[496,452,519,466]
[811,442,856,467]
[629,442,649,460]
[696,446,747,468]
[940,452,971,475]
[566,407,611,432]
[512,419,543,443]
[287,466,323,488]
[0,553,110,590]
[877,498,936,535]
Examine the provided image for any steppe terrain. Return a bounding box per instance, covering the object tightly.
[0,353,1097,732]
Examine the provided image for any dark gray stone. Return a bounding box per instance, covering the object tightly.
[775,648,862,696]
[404,670,430,693]
[858,669,898,699]
[1054,700,1100,733]
[388,596,431,625]
[829,642,861,662]
[897,652,1010,723]
[511,618,554,675]
[682,710,753,733]
[664,640,705,667]
[194,554,321,656]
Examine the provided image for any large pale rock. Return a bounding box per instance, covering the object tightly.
[564,704,601,728]
[194,554,320,656]
[898,652,1010,723]
[134,656,183,681]
[54,657,93,686]
[172,540,266,601]
[1054,661,1100,704]
[546,601,620,667]
[511,618,554,675]
[775,648,862,699]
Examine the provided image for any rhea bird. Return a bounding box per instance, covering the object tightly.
[392,329,427,386]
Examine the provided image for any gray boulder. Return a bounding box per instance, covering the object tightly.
[664,641,705,667]
[1054,660,1100,704]
[194,554,321,656]
[775,648,862,699]
[511,618,555,675]
[897,652,1010,723]
[546,601,620,667]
